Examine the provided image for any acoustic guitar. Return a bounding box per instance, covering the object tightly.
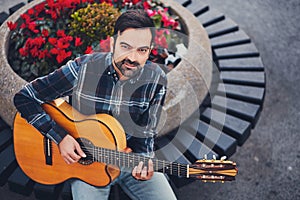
[13,99,238,187]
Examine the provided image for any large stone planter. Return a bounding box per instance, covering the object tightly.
[0,0,212,135]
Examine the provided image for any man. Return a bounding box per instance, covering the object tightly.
[14,9,177,200]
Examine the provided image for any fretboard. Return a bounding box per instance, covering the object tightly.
[91,146,188,177]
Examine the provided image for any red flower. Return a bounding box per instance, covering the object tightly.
[20,23,26,29]
[20,13,30,24]
[38,49,50,59]
[48,38,57,46]
[75,37,83,47]
[132,0,140,5]
[30,46,39,58]
[146,9,156,17]
[56,30,66,37]
[33,2,46,15]
[151,49,158,56]
[143,1,151,9]
[56,50,72,63]
[46,9,58,20]
[46,0,56,8]
[159,36,168,48]
[19,47,28,57]
[27,8,35,15]
[7,21,17,31]
[32,36,46,48]
[42,29,49,37]
[50,48,59,55]
[28,22,39,33]
[57,38,71,49]
[85,46,93,54]
[100,36,110,52]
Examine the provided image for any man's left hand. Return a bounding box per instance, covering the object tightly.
[132,159,154,181]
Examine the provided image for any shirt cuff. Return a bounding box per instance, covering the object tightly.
[45,125,68,144]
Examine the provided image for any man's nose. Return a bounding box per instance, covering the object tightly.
[126,49,138,61]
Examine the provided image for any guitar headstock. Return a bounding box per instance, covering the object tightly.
[188,156,238,183]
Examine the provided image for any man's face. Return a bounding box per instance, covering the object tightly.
[111,28,152,80]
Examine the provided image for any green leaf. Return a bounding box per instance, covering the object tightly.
[11,60,21,71]
[15,37,25,50]
[30,65,39,76]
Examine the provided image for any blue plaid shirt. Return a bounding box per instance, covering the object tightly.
[14,52,167,157]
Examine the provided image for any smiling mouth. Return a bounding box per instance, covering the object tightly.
[124,63,137,69]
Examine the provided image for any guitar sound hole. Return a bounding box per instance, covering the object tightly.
[76,138,94,165]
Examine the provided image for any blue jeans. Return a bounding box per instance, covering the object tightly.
[71,167,177,200]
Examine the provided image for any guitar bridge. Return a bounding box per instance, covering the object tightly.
[44,137,52,165]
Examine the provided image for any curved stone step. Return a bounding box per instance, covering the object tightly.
[0,12,9,25]
[8,2,25,15]
[218,57,265,71]
[211,95,261,128]
[0,144,17,186]
[8,166,34,196]
[201,107,252,146]
[211,29,251,49]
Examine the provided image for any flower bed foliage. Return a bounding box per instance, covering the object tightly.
[7,0,183,81]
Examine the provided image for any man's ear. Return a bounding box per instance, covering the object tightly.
[110,36,114,53]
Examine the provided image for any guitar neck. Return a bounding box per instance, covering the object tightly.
[91,146,188,177]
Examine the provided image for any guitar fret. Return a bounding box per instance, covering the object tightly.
[109,149,111,164]
[99,147,101,163]
[118,151,120,167]
[101,148,103,163]
[99,147,101,162]
[97,147,99,162]
[96,147,98,162]
[122,152,125,168]
[132,154,135,167]
[178,163,180,177]
[108,149,111,164]
[105,149,108,164]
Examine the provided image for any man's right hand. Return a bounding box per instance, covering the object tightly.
[58,134,86,164]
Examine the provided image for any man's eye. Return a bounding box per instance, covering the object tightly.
[121,44,130,49]
[139,48,148,53]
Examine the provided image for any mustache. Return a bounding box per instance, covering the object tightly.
[121,59,140,67]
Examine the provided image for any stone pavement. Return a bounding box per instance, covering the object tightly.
[0,0,299,199]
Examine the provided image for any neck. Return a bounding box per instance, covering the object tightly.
[112,59,129,81]
[91,146,188,177]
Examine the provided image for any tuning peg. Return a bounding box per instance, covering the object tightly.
[212,155,217,160]
[204,154,207,160]
[220,156,227,161]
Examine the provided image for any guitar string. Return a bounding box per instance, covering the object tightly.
[79,146,233,170]
[79,146,188,175]
[81,146,187,170]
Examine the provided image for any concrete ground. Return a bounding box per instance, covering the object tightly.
[0,0,299,199]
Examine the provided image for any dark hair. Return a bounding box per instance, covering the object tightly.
[113,9,155,44]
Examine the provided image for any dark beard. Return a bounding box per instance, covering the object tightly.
[114,59,142,78]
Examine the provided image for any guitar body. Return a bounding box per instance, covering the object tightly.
[13,99,127,187]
